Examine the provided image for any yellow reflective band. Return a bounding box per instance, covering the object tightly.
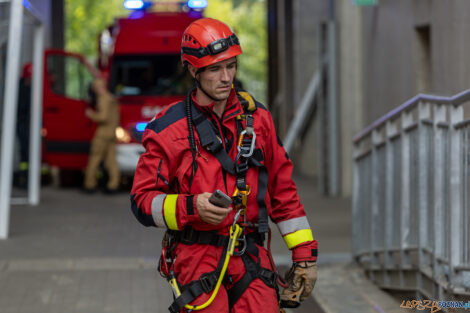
[163,195,179,230]
[283,229,314,249]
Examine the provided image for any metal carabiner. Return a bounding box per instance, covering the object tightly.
[237,130,256,158]
[233,234,246,256]
[232,209,243,230]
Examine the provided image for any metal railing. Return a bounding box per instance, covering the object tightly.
[352,89,470,302]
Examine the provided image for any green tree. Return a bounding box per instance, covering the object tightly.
[205,0,267,103]
[65,0,127,60]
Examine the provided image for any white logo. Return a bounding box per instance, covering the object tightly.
[142,106,163,119]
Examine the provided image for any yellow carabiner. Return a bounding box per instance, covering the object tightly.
[232,186,251,210]
[228,224,243,255]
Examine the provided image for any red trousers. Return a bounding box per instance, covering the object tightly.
[174,242,279,313]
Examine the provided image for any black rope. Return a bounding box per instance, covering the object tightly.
[185,88,198,189]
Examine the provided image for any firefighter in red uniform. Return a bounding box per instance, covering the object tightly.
[131,18,317,313]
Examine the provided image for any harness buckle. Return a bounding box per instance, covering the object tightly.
[180,227,197,245]
[259,268,277,288]
[235,160,249,174]
[207,138,224,154]
[199,272,217,293]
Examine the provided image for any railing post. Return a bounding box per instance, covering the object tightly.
[352,142,361,258]
[400,110,413,289]
[432,103,447,301]
[384,120,398,287]
[417,101,431,298]
[370,129,383,281]
[449,104,464,290]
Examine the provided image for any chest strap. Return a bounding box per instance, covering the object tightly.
[189,95,268,233]
[191,103,237,175]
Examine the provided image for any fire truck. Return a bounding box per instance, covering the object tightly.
[42,1,205,184]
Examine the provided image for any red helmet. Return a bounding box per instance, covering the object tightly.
[181,18,242,69]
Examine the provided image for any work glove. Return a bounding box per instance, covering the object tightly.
[279,261,317,308]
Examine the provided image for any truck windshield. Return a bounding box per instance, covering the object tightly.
[109,54,192,97]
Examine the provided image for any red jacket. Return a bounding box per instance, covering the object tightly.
[131,89,317,262]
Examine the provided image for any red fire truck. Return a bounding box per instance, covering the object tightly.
[42,1,204,184]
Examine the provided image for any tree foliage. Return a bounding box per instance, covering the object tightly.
[65,0,267,102]
[65,0,127,59]
[205,0,267,103]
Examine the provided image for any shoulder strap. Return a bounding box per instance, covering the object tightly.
[190,103,237,175]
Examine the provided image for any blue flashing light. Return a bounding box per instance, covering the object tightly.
[124,0,146,10]
[136,122,147,132]
[187,0,208,9]
[22,0,33,10]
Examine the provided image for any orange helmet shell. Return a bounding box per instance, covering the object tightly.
[181,18,242,69]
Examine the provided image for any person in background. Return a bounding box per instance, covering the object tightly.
[14,63,32,189]
[83,78,120,193]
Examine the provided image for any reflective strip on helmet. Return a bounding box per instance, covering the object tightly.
[283,229,314,249]
[151,194,167,228]
[163,194,180,230]
[277,216,311,237]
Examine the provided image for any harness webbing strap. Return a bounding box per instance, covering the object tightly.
[227,237,278,310]
[168,228,270,313]
[256,166,269,233]
[168,241,229,313]
[171,227,264,247]
[191,103,236,175]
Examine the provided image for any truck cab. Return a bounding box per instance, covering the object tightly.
[42,2,202,182]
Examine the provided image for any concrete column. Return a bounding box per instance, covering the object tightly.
[0,0,24,239]
[338,0,364,197]
[28,22,44,205]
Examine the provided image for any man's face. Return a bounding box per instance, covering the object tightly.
[194,57,237,101]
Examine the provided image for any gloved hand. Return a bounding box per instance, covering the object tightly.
[280,261,317,308]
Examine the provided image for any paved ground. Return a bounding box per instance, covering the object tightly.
[0,174,407,313]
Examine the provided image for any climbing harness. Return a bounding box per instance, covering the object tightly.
[168,223,243,311]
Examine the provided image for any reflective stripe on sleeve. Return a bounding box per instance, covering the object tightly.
[277,216,311,236]
[151,194,167,227]
[283,229,314,249]
[163,194,180,230]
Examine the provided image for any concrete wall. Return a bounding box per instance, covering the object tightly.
[359,0,470,125]
[289,0,328,177]
[340,0,470,195]
[282,0,470,196]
